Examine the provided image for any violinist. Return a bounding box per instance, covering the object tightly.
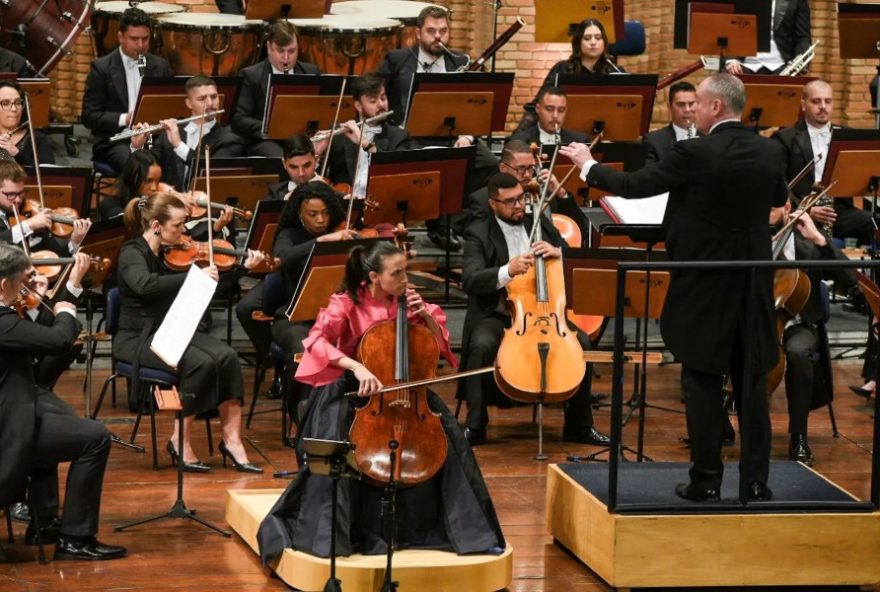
[114,192,265,473]
[264,134,322,202]
[99,149,161,221]
[0,81,54,167]
[129,75,245,191]
[258,240,504,561]
[509,87,589,147]
[0,160,91,257]
[643,81,699,164]
[457,172,609,446]
[561,74,788,502]
[0,243,126,561]
[770,199,855,466]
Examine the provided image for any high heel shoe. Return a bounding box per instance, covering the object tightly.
[849,385,875,399]
[219,441,263,474]
[165,441,211,473]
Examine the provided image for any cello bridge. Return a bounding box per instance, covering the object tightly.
[388,399,412,408]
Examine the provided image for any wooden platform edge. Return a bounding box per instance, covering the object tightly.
[546,464,880,588]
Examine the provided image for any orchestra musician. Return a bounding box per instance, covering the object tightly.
[0,47,35,78]
[81,7,172,173]
[265,134,323,202]
[725,0,811,75]
[770,199,855,466]
[129,75,245,191]
[232,21,320,158]
[114,192,265,473]
[98,150,161,221]
[509,87,589,147]
[215,0,244,15]
[0,243,126,561]
[0,160,92,258]
[561,73,788,502]
[457,172,609,446]
[0,81,54,167]
[257,240,505,561]
[772,80,873,246]
[643,81,699,164]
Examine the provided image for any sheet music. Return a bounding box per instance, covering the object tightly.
[601,193,668,225]
[150,266,218,369]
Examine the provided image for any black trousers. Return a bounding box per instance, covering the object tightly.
[833,202,874,246]
[271,319,312,425]
[783,323,818,435]
[862,330,878,382]
[236,281,272,362]
[31,389,111,537]
[93,143,133,174]
[35,342,83,390]
[245,139,284,158]
[459,312,594,431]
[681,329,771,492]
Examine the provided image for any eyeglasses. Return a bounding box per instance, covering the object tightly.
[1,189,27,200]
[502,162,533,177]
[0,99,23,112]
[490,195,526,207]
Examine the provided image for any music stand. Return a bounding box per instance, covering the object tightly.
[18,79,50,128]
[196,157,288,179]
[736,74,817,129]
[193,174,280,218]
[263,75,355,139]
[556,75,658,142]
[367,147,475,300]
[821,129,880,233]
[674,1,771,69]
[837,3,880,129]
[563,246,671,461]
[405,73,514,140]
[534,0,625,44]
[245,200,285,275]
[133,77,241,127]
[23,166,94,216]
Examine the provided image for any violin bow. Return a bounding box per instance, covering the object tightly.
[22,91,45,209]
[188,111,210,195]
[788,154,821,192]
[529,126,562,243]
[344,117,369,231]
[10,202,32,259]
[205,145,215,268]
[319,77,348,180]
[770,180,838,259]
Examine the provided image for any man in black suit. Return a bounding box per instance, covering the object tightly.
[643,81,698,164]
[0,244,125,560]
[0,48,35,77]
[725,0,811,75]
[773,80,873,246]
[457,172,610,446]
[130,75,245,190]
[770,199,855,466]
[232,21,321,158]
[510,87,589,147]
[81,8,172,173]
[562,73,788,502]
[215,0,244,14]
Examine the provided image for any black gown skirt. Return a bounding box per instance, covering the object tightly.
[257,374,506,562]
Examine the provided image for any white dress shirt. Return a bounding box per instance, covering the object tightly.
[806,122,832,183]
[118,49,143,128]
[538,127,560,146]
[495,217,531,289]
[738,0,786,73]
[173,118,218,161]
[351,126,381,199]
[672,123,690,142]
[417,48,446,73]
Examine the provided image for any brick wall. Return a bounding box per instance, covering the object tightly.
[49,0,877,132]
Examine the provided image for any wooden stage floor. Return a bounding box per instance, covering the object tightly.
[2,361,878,592]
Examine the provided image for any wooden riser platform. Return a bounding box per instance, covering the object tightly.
[226,489,513,592]
[546,463,880,589]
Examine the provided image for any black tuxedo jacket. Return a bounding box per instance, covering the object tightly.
[377,47,468,126]
[326,124,410,185]
[81,51,172,156]
[0,214,67,255]
[231,59,321,142]
[773,0,812,64]
[643,125,677,164]
[586,121,788,374]
[266,181,290,202]
[0,48,33,77]
[508,126,589,146]
[149,123,246,190]
[215,0,244,14]
[772,119,844,201]
[0,307,80,507]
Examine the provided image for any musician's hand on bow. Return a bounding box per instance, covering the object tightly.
[0,134,18,157]
[508,253,534,276]
[724,60,744,75]
[559,142,593,169]
[354,363,383,397]
[69,218,92,245]
[405,287,429,318]
[793,211,828,246]
[532,241,561,259]
[68,252,92,289]
[537,169,567,199]
[200,264,219,282]
[213,205,233,233]
[31,273,48,297]
[242,249,266,271]
[27,209,52,232]
[129,122,150,150]
[809,205,836,226]
[318,228,359,242]
[53,300,76,316]
[162,119,182,148]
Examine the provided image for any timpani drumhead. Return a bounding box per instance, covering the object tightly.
[95,1,186,15]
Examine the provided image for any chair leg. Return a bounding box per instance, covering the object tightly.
[828,400,839,437]
[5,507,13,543]
[92,374,119,420]
[247,362,266,429]
[27,483,47,564]
[111,358,118,408]
[205,416,214,456]
[226,296,233,346]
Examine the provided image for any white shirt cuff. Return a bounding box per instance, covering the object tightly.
[118,113,129,128]
[67,241,81,254]
[58,308,78,319]
[65,281,84,298]
[174,143,191,161]
[496,264,513,289]
[11,223,29,244]
[579,160,599,182]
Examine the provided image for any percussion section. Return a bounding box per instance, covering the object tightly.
[330,1,446,48]
[290,15,403,76]
[154,14,265,77]
[91,1,187,58]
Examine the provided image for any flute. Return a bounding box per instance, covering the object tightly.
[109,110,226,142]
[310,111,394,143]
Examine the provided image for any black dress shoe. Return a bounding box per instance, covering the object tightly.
[9,501,30,523]
[265,375,283,400]
[166,441,211,473]
[674,482,720,502]
[463,426,487,446]
[25,516,61,545]
[748,482,773,502]
[427,231,462,252]
[789,434,815,466]
[849,385,874,399]
[219,441,263,474]
[563,426,611,446]
[54,535,127,561]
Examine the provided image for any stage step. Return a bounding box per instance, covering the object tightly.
[226,489,513,592]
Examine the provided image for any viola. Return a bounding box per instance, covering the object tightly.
[9,199,80,238]
[188,195,252,222]
[348,294,447,486]
[29,250,111,283]
[162,238,278,273]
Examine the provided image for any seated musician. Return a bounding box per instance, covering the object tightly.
[215,0,244,15]
[724,0,811,75]
[643,81,699,164]
[456,140,589,241]
[129,75,245,190]
[457,172,609,446]
[0,47,35,78]
[0,243,126,561]
[265,134,322,202]
[510,87,589,147]
[232,21,320,158]
[81,7,172,173]
[770,199,856,466]
[258,240,505,561]
[0,160,91,257]
[772,80,873,245]
[0,81,54,167]
[853,332,879,401]
[99,150,161,221]
[114,192,265,473]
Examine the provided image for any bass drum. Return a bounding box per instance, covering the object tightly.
[91,1,187,58]
[330,1,446,48]
[0,0,94,76]
[155,13,265,76]
[292,15,402,76]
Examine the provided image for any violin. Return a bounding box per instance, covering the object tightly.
[12,284,44,318]
[9,199,80,238]
[348,291,447,486]
[157,184,252,221]
[29,250,111,283]
[162,238,278,272]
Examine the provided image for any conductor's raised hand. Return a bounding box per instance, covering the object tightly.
[559,142,593,169]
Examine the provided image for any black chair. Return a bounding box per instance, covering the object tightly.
[247,271,288,430]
